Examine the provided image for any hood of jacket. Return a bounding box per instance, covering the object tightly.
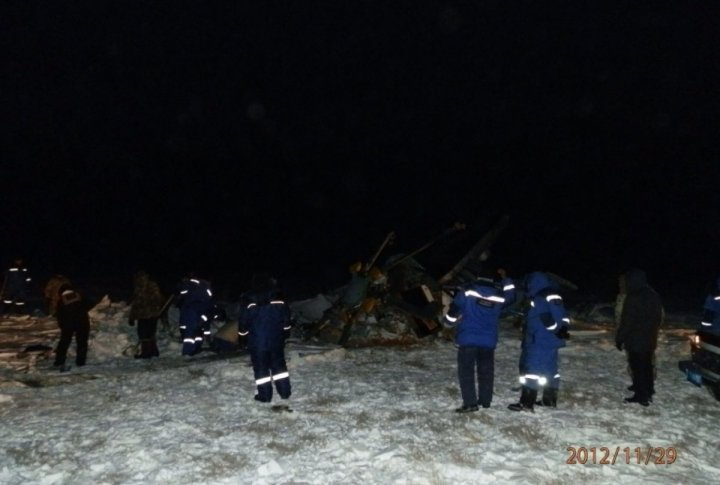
[526,271,552,297]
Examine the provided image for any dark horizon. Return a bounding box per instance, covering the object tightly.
[3,2,719,307]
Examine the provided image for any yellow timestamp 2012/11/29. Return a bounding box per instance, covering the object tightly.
[566,446,677,465]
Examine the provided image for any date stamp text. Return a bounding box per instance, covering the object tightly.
[566,447,677,465]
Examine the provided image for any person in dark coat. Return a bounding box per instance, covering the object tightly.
[128,270,165,359]
[444,271,516,412]
[2,257,32,314]
[44,274,72,316]
[238,272,292,406]
[615,268,663,406]
[337,261,371,346]
[54,283,91,370]
[509,271,570,412]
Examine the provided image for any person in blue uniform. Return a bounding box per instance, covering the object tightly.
[509,271,570,412]
[444,270,516,412]
[698,275,720,334]
[176,274,214,356]
[2,257,32,314]
[238,272,292,405]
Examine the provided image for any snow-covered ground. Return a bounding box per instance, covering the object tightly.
[1,298,718,485]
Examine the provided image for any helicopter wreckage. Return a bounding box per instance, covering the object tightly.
[290,215,531,347]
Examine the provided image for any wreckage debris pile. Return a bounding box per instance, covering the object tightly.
[0,295,130,374]
[0,315,59,373]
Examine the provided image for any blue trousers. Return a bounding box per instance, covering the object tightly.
[457,346,495,408]
[251,347,291,402]
[181,321,204,356]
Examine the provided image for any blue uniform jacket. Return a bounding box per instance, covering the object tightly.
[177,278,213,326]
[524,272,569,352]
[700,275,720,333]
[4,265,31,295]
[445,277,516,348]
[239,289,291,352]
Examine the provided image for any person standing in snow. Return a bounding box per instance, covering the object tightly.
[337,261,372,346]
[238,272,292,407]
[697,274,720,334]
[615,270,661,399]
[128,270,165,359]
[615,268,663,406]
[508,271,570,412]
[175,273,214,356]
[53,283,91,370]
[444,269,516,412]
[2,257,32,315]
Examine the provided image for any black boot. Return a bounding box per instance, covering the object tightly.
[150,339,159,357]
[649,380,655,401]
[623,395,650,407]
[537,387,558,407]
[455,404,479,413]
[142,340,151,358]
[508,386,537,412]
[135,341,149,359]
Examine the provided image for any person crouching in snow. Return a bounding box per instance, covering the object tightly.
[509,271,570,412]
[238,272,292,407]
[444,269,516,412]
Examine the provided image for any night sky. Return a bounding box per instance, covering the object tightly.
[3,1,719,303]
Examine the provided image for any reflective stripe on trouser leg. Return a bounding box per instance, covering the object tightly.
[551,373,561,389]
[253,349,273,401]
[193,335,203,354]
[270,350,291,399]
[255,376,273,402]
[518,374,548,390]
[182,337,196,355]
[181,322,203,355]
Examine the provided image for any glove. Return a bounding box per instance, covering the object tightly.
[128,318,135,327]
[555,327,570,340]
[615,341,623,351]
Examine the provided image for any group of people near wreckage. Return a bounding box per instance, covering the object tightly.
[1,258,292,406]
[128,270,294,406]
[445,267,666,412]
[4,255,720,411]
